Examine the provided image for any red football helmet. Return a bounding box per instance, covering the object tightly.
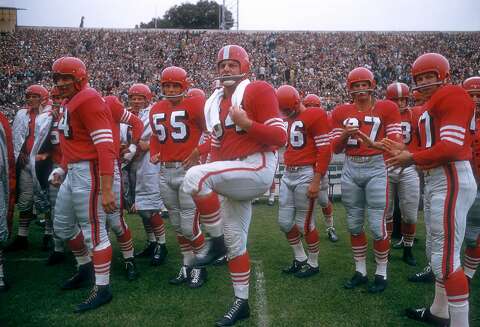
[51,56,88,91]
[26,84,49,105]
[277,85,300,116]
[463,76,480,93]
[128,83,152,102]
[217,45,250,75]
[303,94,321,108]
[411,53,450,89]
[160,66,189,95]
[347,67,376,93]
[386,82,410,100]
[187,88,206,100]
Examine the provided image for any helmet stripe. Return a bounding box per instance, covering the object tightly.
[396,83,403,98]
[222,45,231,60]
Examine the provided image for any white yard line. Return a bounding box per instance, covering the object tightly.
[8,257,47,262]
[251,259,269,327]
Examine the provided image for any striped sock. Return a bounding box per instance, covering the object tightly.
[464,244,480,279]
[305,228,320,268]
[229,252,250,299]
[402,223,416,247]
[286,226,307,262]
[117,227,134,259]
[193,192,223,238]
[176,234,194,266]
[351,232,367,276]
[68,231,91,266]
[322,202,334,228]
[93,242,112,286]
[445,269,469,326]
[374,238,389,278]
[151,213,166,244]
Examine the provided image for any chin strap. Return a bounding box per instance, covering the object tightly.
[412,81,443,92]
[349,89,375,96]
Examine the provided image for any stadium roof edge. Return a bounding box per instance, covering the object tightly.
[0,6,26,10]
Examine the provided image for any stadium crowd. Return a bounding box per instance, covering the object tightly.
[1,28,480,119]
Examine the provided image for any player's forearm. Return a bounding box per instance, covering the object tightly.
[412,141,462,167]
[247,121,287,147]
[100,174,113,192]
[95,143,115,176]
[315,147,332,175]
[331,136,347,154]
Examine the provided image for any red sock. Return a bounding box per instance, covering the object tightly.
[150,213,166,243]
[228,252,250,299]
[373,238,390,264]
[322,202,333,217]
[176,233,193,253]
[385,217,393,240]
[286,225,301,245]
[401,223,416,247]
[193,192,221,226]
[464,244,480,279]
[305,228,320,254]
[68,231,90,264]
[351,232,368,261]
[93,244,112,285]
[191,233,206,254]
[117,227,134,259]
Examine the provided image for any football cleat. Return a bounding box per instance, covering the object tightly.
[134,241,156,258]
[367,274,388,293]
[405,307,450,327]
[4,236,29,252]
[62,262,94,290]
[74,284,112,313]
[294,263,319,278]
[212,254,228,266]
[169,265,191,285]
[408,264,435,283]
[215,297,250,327]
[282,259,307,274]
[151,243,168,266]
[161,210,170,219]
[188,267,207,288]
[124,258,139,281]
[42,234,53,251]
[35,218,46,228]
[402,246,417,266]
[344,271,368,289]
[46,251,67,266]
[195,236,227,267]
[327,227,339,242]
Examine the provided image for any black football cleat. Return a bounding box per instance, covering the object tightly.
[46,251,67,266]
[215,297,250,326]
[161,210,170,219]
[367,274,388,293]
[62,262,94,290]
[294,263,319,278]
[169,265,192,285]
[151,243,168,266]
[344,271,368,289]
[282,259,307,274]
[124,258,139,281]
[188,267,207,288]
[402,246,417,266]
[5,236,28,252]
[408,264,435,283]
[327,227,339,242]
[134,241,156,258]
[42,234,53,251]
[405,307,450,327]
[212,254,228,266]
[74,285,112,313]
[195,236,227,267]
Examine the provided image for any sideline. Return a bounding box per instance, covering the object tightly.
[251,259,269,327]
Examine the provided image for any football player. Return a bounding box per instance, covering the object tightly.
[182,45,287,326]
[277,85,331,278]
[386,53,476,326]
[330,67,402,293]
[384,82,420,266]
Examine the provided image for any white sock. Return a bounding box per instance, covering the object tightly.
[430,281,449,319]
[355,259,367,276]
[291,242,307,262]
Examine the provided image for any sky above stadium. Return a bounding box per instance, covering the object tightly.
[3,0,479,31]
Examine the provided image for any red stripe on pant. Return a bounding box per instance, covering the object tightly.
[89,161,100,246]
[196,153,266,194]
[442,164,459,278]
[381,174,389,239]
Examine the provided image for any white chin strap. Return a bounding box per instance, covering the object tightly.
[160,91,186,99]
[214,74,246,86]
[412,81,443,92]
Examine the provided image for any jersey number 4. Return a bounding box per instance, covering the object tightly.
[58,109,72,139]
[152,111,189,143]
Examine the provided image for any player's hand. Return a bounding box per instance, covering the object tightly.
[128,203,137,214]
[381,138,405,156]
[48,167,65,187]
[385,150,414,169]
[356,131,385,151]
[229,105,252,130]
[138,140,149,152]
[122,144,137,163]
[102,189,117,214]
[183,148,200,169]
[341,125,359,138]
[306,174,321,199]
[17,152,29,167]
[150,152,161,164]
[35,153,49,161]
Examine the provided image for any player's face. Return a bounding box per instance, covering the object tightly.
[351,80,372,102]
[54,75,77,99]
[394,97,408,111]
[129,95,147,111]
[218,60,241,87]
[469,91,480,112]
[414,72,440,99]
[162,82,183,97]
[25,93,41,109]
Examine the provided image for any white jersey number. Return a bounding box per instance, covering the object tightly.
[401,121,412,144]
[418,111,433,148]
[289,120,306,149]
[58,109,72,139]
[343,116,381,147]
[152,110,189,143]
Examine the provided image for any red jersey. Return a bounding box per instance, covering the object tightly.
[24,109,38,155]
[330,100,402,156]
[412,85,475,169]
[471,117,480,181]
[149,95,207,162]
[399,109,419,153]
[104,96,143,158]
[284,108,332,175]
[58,88,116,176]
[211,81,287,160]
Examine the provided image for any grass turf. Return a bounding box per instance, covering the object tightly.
[0,202,478,326]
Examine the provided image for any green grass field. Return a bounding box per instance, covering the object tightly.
[0,202,479,326]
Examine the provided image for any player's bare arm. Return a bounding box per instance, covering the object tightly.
[306,173,322,199]
[100,175,116,213]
